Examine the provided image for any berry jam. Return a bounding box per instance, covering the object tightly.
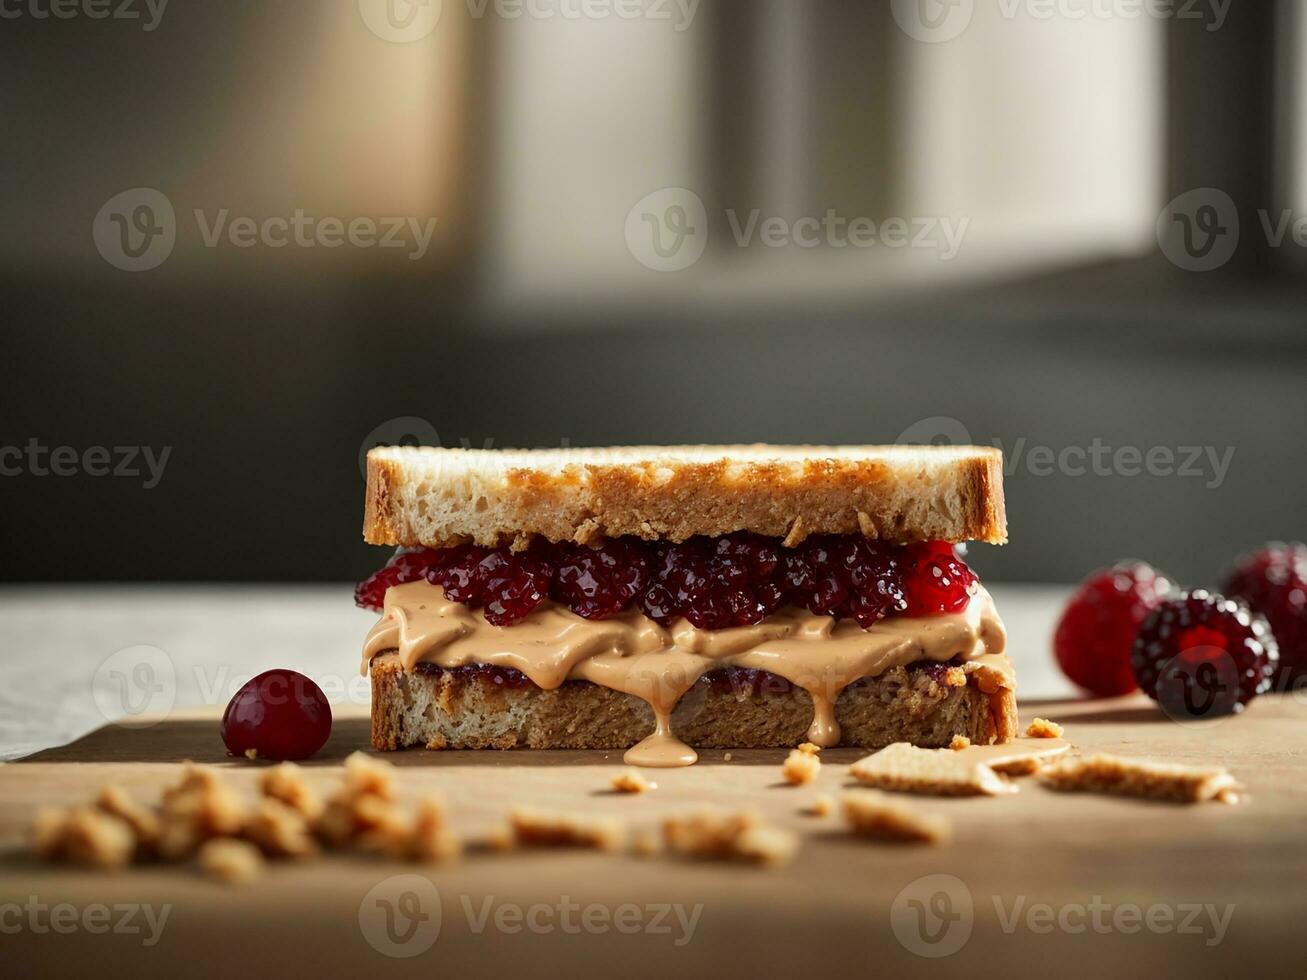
[356,533,978,630]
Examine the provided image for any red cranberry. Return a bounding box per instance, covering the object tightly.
[1053,561,1173,697]
[1131,590,1277,718]
[221,669,332,761]
[1222,543,1307,678]
[353,547,443,611]
[902,542,977,616]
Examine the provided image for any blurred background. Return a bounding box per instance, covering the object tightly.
[2,0,1305,587]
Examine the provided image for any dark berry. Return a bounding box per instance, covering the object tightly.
[1131,590,1277,718]
[221,669,332,760]
[1053,561,1174,697]
[1222,543,1307,678]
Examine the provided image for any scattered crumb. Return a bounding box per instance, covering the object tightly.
[340,752,396,800]
[662,809,797,867]
[260,762,322,821]
[1026,717,1064,739]
[157,763,247,860]
[316,753,399,847]
[723,752,733,762]
[991,757,1042,777]
[244,748,258,761]
[410,795,462,863]
[781,748,822,785]
[1038,754,1241,804]
[199,839,264,884]
[796,742,821,756]
[611,769,654,794]
[843,792,951,845]
[244,799,318,859]
[948,735,971,752]
[95,784,160,849]
[33,806,135,869]
[944,666,968,687]
[484,826,515,852]
[848,743,1016,797]
[805,794,834,818]
[509,807,627,852]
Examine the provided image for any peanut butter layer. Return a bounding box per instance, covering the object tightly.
[363,581,1009,768]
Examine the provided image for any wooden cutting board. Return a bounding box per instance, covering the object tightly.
[3,695,1304,979]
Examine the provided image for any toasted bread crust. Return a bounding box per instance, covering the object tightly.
[368,654,1018,752]
[363,445,1007,549]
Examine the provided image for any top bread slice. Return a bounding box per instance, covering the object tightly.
[363,445,1006,549]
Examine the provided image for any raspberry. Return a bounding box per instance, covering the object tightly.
[1053,561,1174,697]
[1131,590,1277,718]
[901,542,976,616]
[357,533,975,630]
[353,547,444,611]
[1222,543,1307,678]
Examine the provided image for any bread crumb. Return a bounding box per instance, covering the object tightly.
[944,666,967,688]
[723,752,733,762]
[199,839,264,884]
[1026,717,1064,739]
[484,825,515,852]
[244,748,258,760]
[796,742,821,755]
[849,743,1015,797]
[260,762,322,821]
[662,809,797,867]
[806,794,834,817]
[95,784,160,849]
[948,735,971,751]
[410,795,461,863]
[611,770,654,793]
[843,792,951,845]
[781,748,821,785]
[33,806,135,869]
[315,753,399,847]
[244,798,318,859]
[509,808,627,852]
[1038,754,1241,803]
[157,764,246,860]
[341,752,396,800]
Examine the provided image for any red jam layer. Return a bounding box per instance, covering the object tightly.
[356,533,978,631]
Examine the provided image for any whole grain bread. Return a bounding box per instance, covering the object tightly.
[368,653,1017,752]
[363,445,1006,549]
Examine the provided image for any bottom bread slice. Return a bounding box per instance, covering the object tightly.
[369,652,1018,751]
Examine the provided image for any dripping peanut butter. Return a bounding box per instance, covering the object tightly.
[362,580,1009,768]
